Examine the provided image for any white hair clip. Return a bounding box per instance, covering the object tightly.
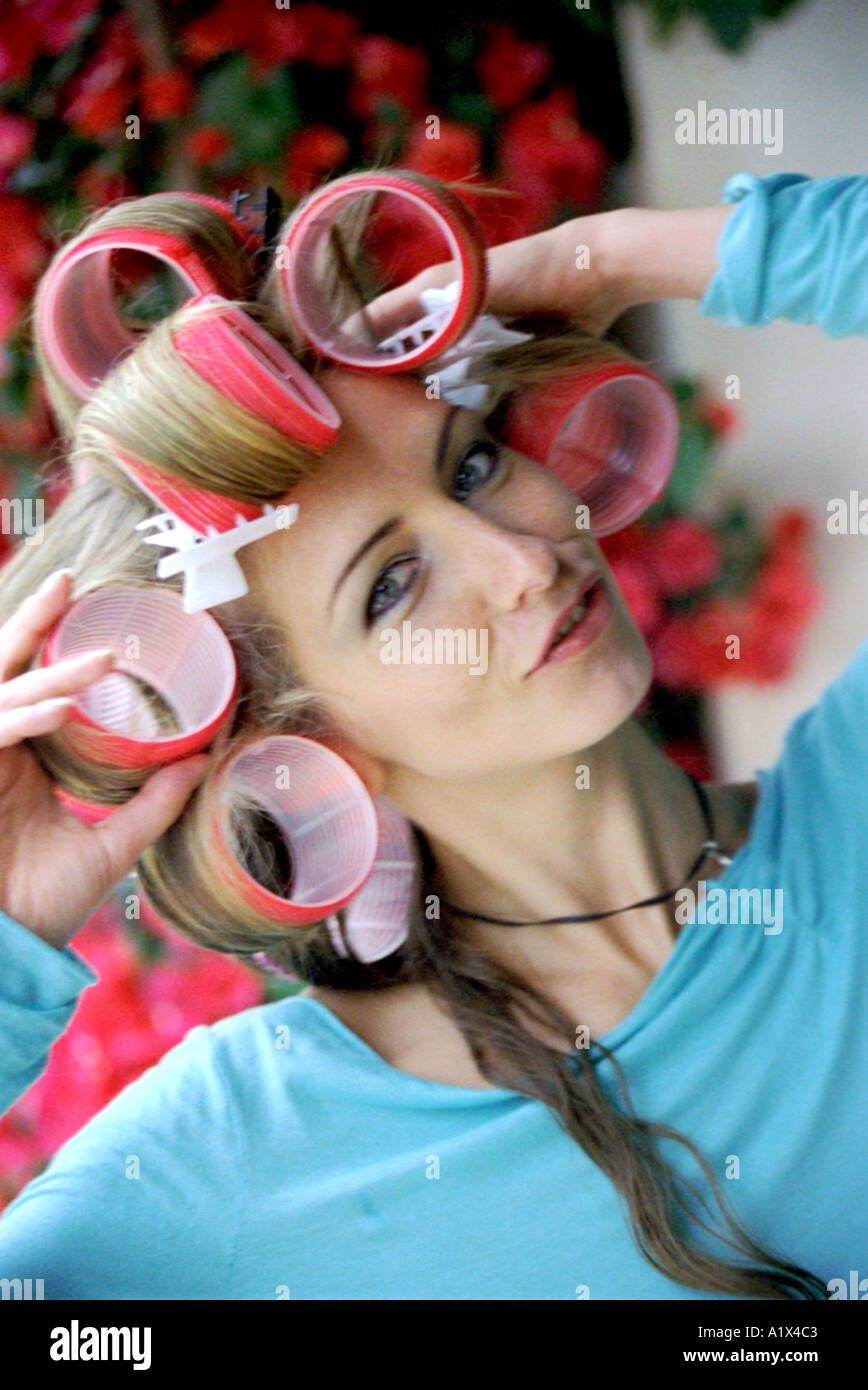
[395,281,533,410]
[135,503,299,614]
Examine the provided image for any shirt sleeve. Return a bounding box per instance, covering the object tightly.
[0,907,97,1118]
[699,171,868,338]
[758,633,868,934]
[0,907,242,1298]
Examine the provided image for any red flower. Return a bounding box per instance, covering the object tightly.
[606,554,664,635]
[651,601,739,691]
[696,396,740,439]
[645,515,723,596]
[0,112,36,172]
[182,0,256,62]
[767,504,813,552]
[0,395,54,452]
[348,36,429,121]
[277,4,360,69]
[283,125,350,197]
[22,0,99,55]
[501,88,610,225]
[475,21,552,111]
[63,14,140,140]
[75,162,134,208]
[402,120,482,183]
[0,194,48,339]
[184,125,232,166]
[140,68,195,122]
[0,12,40,84]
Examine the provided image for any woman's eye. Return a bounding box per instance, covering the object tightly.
[366,555,420,626]
[363,439,501,628]
[451,439,501,501]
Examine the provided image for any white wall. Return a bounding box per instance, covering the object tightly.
[614,0,868,779]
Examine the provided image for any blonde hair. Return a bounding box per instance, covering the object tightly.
[4,173,826,1301]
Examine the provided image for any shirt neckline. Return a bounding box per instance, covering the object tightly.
[294,767,768,1097]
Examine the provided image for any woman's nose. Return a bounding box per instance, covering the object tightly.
[448,508,562,612]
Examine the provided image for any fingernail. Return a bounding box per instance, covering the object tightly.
[36,568,73,595]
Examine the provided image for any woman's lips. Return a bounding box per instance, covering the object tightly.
[530,578,614,674]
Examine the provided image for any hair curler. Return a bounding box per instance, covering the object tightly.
[503,361,680,536]
[107,294,340,611]
[170,295,341,454]
[35,192,263,402]
[37,586,238,771]
[323,798,417,962]
[208,735,380,926]
[276,170,488,373]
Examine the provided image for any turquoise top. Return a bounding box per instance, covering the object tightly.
[2,172,868,1300]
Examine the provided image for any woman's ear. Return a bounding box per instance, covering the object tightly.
[326,736,388,802]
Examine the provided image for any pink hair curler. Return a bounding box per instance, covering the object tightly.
[277,170,487,374]
[504,361,680,536]
[97,294,335,611]
[324,798,418,962]
[210,735,380,926]
[38,586,238,768]
[35,192,262,402]
[171,295,341,454]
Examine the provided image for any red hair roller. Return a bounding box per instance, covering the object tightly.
[38,586,237,769]
[277,171,488,373]
[209,736,380,925]
[35,192,262,401]
[504,361,680,535]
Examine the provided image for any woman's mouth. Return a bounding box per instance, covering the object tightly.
[530,577,614,674]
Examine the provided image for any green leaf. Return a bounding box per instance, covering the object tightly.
[660,418,715,512]
[194,57,300,168]
[445,92,497,137]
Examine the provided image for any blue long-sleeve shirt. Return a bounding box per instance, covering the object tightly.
[2,171,868,1300]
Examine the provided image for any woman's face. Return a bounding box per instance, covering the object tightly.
[244,369,653,786]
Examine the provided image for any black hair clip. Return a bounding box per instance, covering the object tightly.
[230,185,283,271]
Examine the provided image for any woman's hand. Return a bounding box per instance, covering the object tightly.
[364,208,636,341]
[0,570,209,951]
[362,202,735,340]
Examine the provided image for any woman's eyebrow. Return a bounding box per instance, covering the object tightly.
[328,404,461,615]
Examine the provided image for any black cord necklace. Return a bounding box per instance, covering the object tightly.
[440,773,733,928]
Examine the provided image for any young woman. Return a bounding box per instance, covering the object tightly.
[0,170,865,1301]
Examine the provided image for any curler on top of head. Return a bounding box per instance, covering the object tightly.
[504,361,681,536]
[37,585,238,768]
[171,295,341,455]
[276,170,488,374]
[209,735,380,926]
[35,192,263,402]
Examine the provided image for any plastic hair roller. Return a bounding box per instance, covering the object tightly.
[503,361,681,536]
[170,295,341,454]
[209,736,380,926]
[276,170,488,373]
[35,192,263,402]
[112,294,341,611]
[37,586,238,771]
[323,799,418,962]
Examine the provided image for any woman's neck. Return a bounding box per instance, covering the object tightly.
[386,717,758,994]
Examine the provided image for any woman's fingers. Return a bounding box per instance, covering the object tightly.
[0,568,75,683]
[360,262,461,339]
[0,696,76,750]
[0,646,116,714]
[88,756,211,885]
